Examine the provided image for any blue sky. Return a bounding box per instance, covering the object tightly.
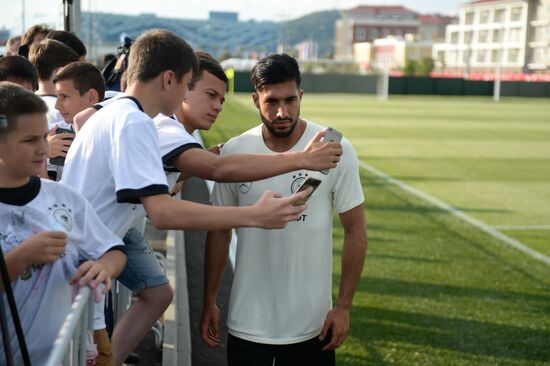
[3,0,463,36]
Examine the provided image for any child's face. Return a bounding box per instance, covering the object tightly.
[0,113,49,182]
[180,71,226,131]
[55,80,95,123]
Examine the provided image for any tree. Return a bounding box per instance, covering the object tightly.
[403,59,418,76]
[418,57,435,76]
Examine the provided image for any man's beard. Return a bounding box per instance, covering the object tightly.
[261,113,300,138]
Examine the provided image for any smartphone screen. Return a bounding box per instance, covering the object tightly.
[294,177,322,206]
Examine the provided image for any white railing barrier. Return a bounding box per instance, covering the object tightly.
[45,286,94,366]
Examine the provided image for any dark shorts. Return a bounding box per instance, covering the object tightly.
[116,228,169,293]
[227,332,336,366]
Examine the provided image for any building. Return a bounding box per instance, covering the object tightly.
[433,0,549,74]
[419,14,458,42]
[373,36,433,70]
[528,0,550,71]
[335,5,420,60]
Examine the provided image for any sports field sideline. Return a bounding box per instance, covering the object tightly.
[201,94,550,366]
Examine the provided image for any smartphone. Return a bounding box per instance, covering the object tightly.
[294,177,322,206]
[320,127,343,175]
[49,127,75,166]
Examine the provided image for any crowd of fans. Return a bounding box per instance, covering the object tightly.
[0,23,365,366]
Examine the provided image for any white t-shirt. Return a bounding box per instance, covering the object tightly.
[61,96,169,238]
[153,114,203,190]
[211,121,364,345]
[0,177,123,366]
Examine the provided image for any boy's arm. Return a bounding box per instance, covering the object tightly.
[70,249,126,293]
[170,130,342,183]
[141,188,310,231]
[200,229,231,347]
[2,231,67,285]
[319,204,367,351]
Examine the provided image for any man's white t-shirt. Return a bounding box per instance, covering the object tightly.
[211,121,364,345]
[153,114,203,190]
[0,177,123,366]
[61,96,169,238]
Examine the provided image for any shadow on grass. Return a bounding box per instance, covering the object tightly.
[367,254,449,264]
[348,276,550,305]
[349,305,550,363]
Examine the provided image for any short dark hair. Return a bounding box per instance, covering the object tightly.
[188,51,227,90]
[126,29,198,85]
[29,39,79,81]
[250,53,301,91]
[46,30,87,58]
[0,56,38,89]
[0,81,48,140]
[54,61,106,101]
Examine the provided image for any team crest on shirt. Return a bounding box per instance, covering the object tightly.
[49,204,73,231]
[239,182,252,194]
[290,173,309,193]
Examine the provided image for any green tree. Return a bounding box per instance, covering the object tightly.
[403,59,418,76]
[418,57,435,76]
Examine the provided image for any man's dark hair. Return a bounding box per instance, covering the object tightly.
[28,39,79,81]
[54,61,106,101]
[0,56,38,89]
[46,30,87,58]
[250,53,301,91]
[0,81,47,140]
[188,51,227,90]
[126,29,198,85]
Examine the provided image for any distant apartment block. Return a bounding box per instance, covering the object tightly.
[335,5,421,60]
[433,0,550,74]
[529,0,550,71]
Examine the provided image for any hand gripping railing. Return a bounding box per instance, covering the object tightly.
[45,286,94,366]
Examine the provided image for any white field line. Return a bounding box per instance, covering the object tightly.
[495,225,550,231]
[359,160,550,267]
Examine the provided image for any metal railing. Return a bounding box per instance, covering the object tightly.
[45,286,94,366]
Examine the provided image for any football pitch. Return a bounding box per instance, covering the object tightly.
[201,94,550,366]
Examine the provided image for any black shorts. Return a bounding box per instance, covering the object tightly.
[227,332,336,366]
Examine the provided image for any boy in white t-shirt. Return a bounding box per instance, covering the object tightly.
[61,29,311,366]
[28,39,78,180]
[0,82,126,366]
[201,54,367,366]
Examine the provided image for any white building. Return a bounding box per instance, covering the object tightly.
[434,0,549,74]
[528,0,550,71]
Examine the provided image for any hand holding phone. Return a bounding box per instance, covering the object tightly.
[293,177,322,206]
[49,127,75,166]
[320,127,343,175]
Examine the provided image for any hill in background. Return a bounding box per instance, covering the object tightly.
[80,10,341,59]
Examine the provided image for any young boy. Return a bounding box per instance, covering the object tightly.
[28,39,79,179]
[0,55,37,91]
[61,29,310,366]
[0,81,127,365]
[51,61,114,364]
[54,62,105,130]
